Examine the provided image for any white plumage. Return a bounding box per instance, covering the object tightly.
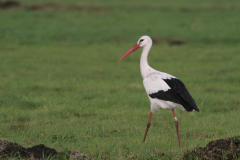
[143,72,185,111]
[118,35,199,147]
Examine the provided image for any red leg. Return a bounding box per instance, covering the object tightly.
[172,109,181,147]
[142,112,153,143]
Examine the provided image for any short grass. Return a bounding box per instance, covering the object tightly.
[0,0,240,159]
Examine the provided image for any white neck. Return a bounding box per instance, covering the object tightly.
[140,41,154,78]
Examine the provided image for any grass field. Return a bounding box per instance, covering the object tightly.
[0,0,240,159]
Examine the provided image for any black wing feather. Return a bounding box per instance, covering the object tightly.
[149,78,199,112]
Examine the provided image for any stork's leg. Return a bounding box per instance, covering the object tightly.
[142,112,153,143]
[172,109,181,147]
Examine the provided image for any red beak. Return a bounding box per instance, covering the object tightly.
[118,44,140,62]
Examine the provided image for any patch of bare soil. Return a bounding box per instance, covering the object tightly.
[0,0,110,12]
[152,38,185,45]
[0,1,20,9]
[2,137,240,159]
[181,136,240,160]
[0,0,236,12]
[0,139,87,160]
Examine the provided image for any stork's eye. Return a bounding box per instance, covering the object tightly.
[140,39,144,43]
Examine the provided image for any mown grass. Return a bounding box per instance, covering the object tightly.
[0,0,240,159]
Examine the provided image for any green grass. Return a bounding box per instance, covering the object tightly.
[0,0,240,159]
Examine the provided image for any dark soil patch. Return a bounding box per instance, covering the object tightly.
[0,1,20,9]
[0,139,87,159]
[1,137,240,159]
[182,136,240,160]
[0,0,110,12]
[1,0,235,12]
[152,38,185,45]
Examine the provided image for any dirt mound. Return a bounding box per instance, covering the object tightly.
[182,136,240,160]
[1,136,240,159]
[0,139,87,159]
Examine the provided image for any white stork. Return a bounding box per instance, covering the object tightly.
[118,35,199,147]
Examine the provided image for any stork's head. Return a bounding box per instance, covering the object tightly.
[137,35,152,47]
[118,35,152,62]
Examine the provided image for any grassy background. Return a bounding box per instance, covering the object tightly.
[0,0,240,159]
